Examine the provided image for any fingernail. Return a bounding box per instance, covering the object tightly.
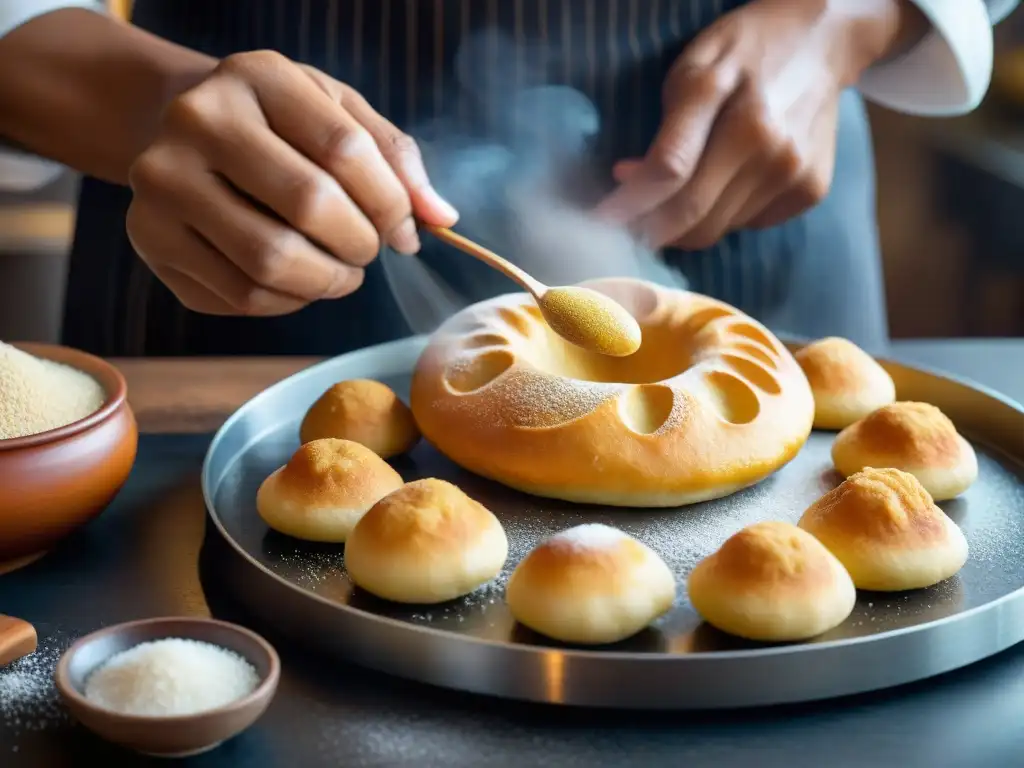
[426,189,459,224]
[389,218,421,255]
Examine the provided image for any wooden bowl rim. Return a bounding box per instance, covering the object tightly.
[54,616,281,727]
[0,343,129,452]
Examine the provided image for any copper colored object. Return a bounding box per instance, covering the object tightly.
[0,343,138,569]
[55,616,280,757]
[423,224,549,296]
[0,614,37,665]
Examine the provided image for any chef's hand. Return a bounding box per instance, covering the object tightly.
[596,0,925,250]
[126,51,458,316]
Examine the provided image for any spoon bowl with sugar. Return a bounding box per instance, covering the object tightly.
[423,225,642,357]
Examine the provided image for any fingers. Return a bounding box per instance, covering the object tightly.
[594,65,736,225]
[156,265,306,317]
[130,145,364,304]
[129,50,458,319]
[744,162,830,230]
[612,152,752,250]
[302,65,458,227]
[610,84,835,249]
[155,269,242,316]
[617,152,788,247]
[676,134,808,249]
[634,90,758,248]
[611,159,642,184]
[340,85,459,227]
[192,173,365,301]
[634,136,749,249]
[181,95,384,266]
[667,158,767,250]
[127,199,307,316]
[739,105,837,230]
[216,55,420,255]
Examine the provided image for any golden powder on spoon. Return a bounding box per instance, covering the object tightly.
[538,286,642,357]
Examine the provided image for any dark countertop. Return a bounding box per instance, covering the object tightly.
[2,339,1023,768]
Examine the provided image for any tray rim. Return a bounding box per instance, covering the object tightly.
[200,333,1024,664]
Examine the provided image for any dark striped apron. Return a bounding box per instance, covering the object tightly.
[62,0,890,357]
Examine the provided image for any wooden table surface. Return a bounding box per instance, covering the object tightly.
[111,338,1024,435]
[112,357,322,433]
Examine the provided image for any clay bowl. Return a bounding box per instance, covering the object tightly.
[55,616,280,757]
[0,343,137,573]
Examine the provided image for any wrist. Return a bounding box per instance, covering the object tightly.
[825,0,930,86]
[111,17,217,178]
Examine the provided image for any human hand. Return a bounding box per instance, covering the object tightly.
[126,51,458,316]
[596,0,924,250]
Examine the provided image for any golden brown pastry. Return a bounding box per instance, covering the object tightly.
[300,379,420,459]
[256,438,404,543]
[505,524,676,645]
[344,478,508,604]
[798,467,968,592]
[687,521,856,642]
[411,277,815,507]
[831,401,978,501]
[794,336,896,430]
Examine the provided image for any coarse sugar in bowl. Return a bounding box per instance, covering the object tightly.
[0,341,138,573]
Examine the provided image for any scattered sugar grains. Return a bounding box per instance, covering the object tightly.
[0,341,106,440]
[0,640,70,734]
[84,638,260,717]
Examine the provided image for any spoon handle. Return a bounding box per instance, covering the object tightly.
[422,225,547,297]
[0,614,36,666]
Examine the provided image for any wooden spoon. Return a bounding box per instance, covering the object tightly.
[0,614,37,666]
[423,225,642,357]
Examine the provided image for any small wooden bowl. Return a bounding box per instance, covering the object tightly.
[55,616,281,757]
[0,343,138,572]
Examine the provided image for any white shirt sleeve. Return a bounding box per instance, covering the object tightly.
[858,0,1020,117]
[0,0,105,40]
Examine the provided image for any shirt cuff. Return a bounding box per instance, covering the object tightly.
[0,0,105,40]
[857,0,997,117]
[987,0,1020,23]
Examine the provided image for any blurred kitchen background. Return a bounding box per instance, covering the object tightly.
[1,1,1023,343]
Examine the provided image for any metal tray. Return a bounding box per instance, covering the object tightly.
[201,336,1024,709]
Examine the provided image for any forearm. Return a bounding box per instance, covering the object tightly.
[0,8,216,185]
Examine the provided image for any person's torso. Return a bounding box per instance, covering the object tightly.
[63,0,885,357]
[136,0,743,151]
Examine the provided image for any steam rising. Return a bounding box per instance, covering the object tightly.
[380,31,686,337]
